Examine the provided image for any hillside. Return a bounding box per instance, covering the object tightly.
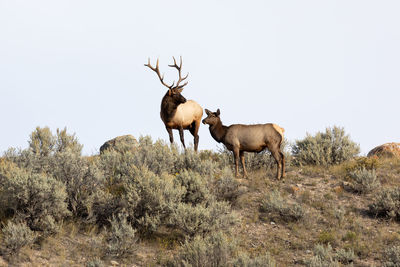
[1,128,399,266]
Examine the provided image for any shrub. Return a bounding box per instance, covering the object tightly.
[369,187,400,220]
[212,167,241,202]
[174,170,211,205]
[306,244,339,267]
[292,126,360,166]
[105,213,137,257]
[129,136,179,175]
[91,166,185,234]
[0,220,35,256]
[0,164,70,234]
[29,126,55,157]
[175,148,218,176]
[260,190,305,222]
[5,127,82,174]
[344,156,380,173]
[335,248,355,265]
[383,245,400,267]
[172,231,236,267]
[99,149,137,184]
[86,258,105,267]
[233,252,276,267]
[132,168,185,234]
[100,136,217,177]
[347,167,380,194]
[28,126,82,156]
[54,127,83,154]
[170,200,239,237]
[317,231,336,245]
[51,151,104,217]
[306,244,355,266]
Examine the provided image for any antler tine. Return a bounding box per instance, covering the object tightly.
[144,58,174,89]
[168,56,189,89]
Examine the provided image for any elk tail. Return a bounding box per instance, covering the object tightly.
[272,124,285,146]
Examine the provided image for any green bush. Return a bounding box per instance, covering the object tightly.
[105,213,137,257]
[335,248,355,265]
[212,167,241,202]
[29,126,55,157]
[0,164,70,234]
[175,148,218,176]
[347,167,380,194]
[86,258,105,267]
[51,151,104,217]
[172,231,236,267]
[383,245,400,267]
[306,244,355,266]
[344,156,380,173]
[0,220,35,256]
[54,127,83,154]
[5,127,82,174]
[91,166,185,234]
[174,170,211,205]
[131,168,185,234]
[28,126,82,157]
[260,190,305,222]
[369,188,400,220]
[170,200,239,237]
[130,136,179,175]
[100,136,217,177]
[292,126,360,166]
[306,244,339,267]
[233,252,276,267]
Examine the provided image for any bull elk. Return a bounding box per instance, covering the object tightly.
[202,108,285,179]
[145,57,203,151]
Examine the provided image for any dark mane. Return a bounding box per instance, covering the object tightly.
[160,92,179,123]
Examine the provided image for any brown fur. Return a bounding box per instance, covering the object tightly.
[145,57,203,151]
[202,109,285,179]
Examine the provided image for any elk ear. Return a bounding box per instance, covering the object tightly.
[205,109,211,116]
[216,109,220,116]
[168,89,172,96]
[177,88,183,93]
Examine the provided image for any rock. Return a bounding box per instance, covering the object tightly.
[0,256,7,267]
[286,185,301,195]
[100,135,138,154]
[367,142,400,158]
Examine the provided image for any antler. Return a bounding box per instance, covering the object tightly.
[168,56,189,89]
[144,58,174,89]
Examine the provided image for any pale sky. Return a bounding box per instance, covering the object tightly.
[1,1,399,155]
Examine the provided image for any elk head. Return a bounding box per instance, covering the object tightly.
[202,108,221,126]
[144,56,188,106]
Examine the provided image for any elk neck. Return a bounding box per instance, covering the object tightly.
[208,120,228,143]
[160,93,180,123]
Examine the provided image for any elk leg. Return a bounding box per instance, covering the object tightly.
[189,121,200,152]
[166,127,174,143]
[178,127,186,149]
[240,151,248,178]
[270,149,283,180]
[280,151,286,178]
[233,148,240,177]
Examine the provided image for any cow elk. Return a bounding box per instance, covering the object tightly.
[202,109,285,179]
[145,57,203,151]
